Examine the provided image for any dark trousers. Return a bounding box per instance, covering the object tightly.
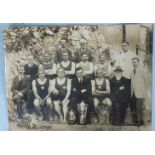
[111,100,128,125]
[13,97,25,119]
[131,95,144,124]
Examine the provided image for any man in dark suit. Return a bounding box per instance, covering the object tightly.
[24,54,38,81]
[110,66,130,126]
[24,54,38,113]
[69,67,95,124]
[55,38,71,63]
[11,65,31,119]
[77,39,94,62]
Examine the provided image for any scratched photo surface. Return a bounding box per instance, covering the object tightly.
[4,24,153,130]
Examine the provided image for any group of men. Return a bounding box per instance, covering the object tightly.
[11,38,148,126]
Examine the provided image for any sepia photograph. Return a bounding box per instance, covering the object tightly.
[3,24,153,131]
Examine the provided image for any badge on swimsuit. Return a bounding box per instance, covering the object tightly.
[41,86,45,90]
[98,86,102,89]
[63,86,66,89]
[119,85,125,90]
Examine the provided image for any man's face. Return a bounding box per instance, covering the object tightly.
[82,54,88,62]
[62,53,69,62]
[27,55,33,64]
[115,71,122,78]
[76,69,83,78]
[132,59,139,68]
[80,42,86,49]
[99,56,105,64]
[44,53,49,62]
[60,39,67,48]
[18,66,24,75]
[38,71,45,79]
[57,68,65,78]
[96,70,103,79]
[122,43,129,52]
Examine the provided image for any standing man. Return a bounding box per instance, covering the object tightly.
[57,52,76,79]
[116,41,137,79]
[24,54,38,81]
[130,57,148,126]
[55,38,70,63]
[41,52,57,80]
[11,65,30,120]
[78,39,94,62]
[76,53,94,79]
[110,66,130,125]
[24,54,38,114]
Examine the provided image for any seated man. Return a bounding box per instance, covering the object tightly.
[57,52,75,79]
[69,67,96,124]
[76,53,94,79]
[51,67,71,122]
[32,69,53,121]
[11,65,30,120]
[91,68,112,123]
[41,52,57,80]
[110,66,130,126]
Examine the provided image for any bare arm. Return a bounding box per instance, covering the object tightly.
[65,62,75,75]
[84,63,94,75]
[32,80,41,100]
[63,79,71,103]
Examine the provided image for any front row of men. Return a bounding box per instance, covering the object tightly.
[11,57,147,126]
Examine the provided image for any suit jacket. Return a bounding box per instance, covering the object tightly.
[110,76,130,102]
[11,75,30,97]
[130,67,147,98]
[77,48,93,62]
[24,63,38,81]
[71,76,92,100]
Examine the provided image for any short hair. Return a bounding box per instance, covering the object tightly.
[17,64,24,70]
[75,67,83,73]
[60,38,68,42]
[62,51,69,56]
[132,57,140,62]
[122,41,129,45]
[81,53,88,57]
[56,67,65,75]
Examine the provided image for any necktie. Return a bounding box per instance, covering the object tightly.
[134,68,136,75]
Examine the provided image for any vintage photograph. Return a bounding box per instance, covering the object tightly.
[4,24,153,130]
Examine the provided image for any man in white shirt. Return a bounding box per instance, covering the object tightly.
[115,41,137,79]
[76,53,94,78]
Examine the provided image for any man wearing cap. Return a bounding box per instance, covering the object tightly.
[110,66,130,125]
[11,65,31,120]
[130,57,148,126]
[32,69,53,121]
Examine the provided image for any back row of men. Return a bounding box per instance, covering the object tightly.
[11,40,148,126]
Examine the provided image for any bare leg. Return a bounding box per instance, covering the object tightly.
[53,101,63,122]
[62,100,69,122]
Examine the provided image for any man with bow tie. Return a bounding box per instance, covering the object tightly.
[11,65,31,120]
